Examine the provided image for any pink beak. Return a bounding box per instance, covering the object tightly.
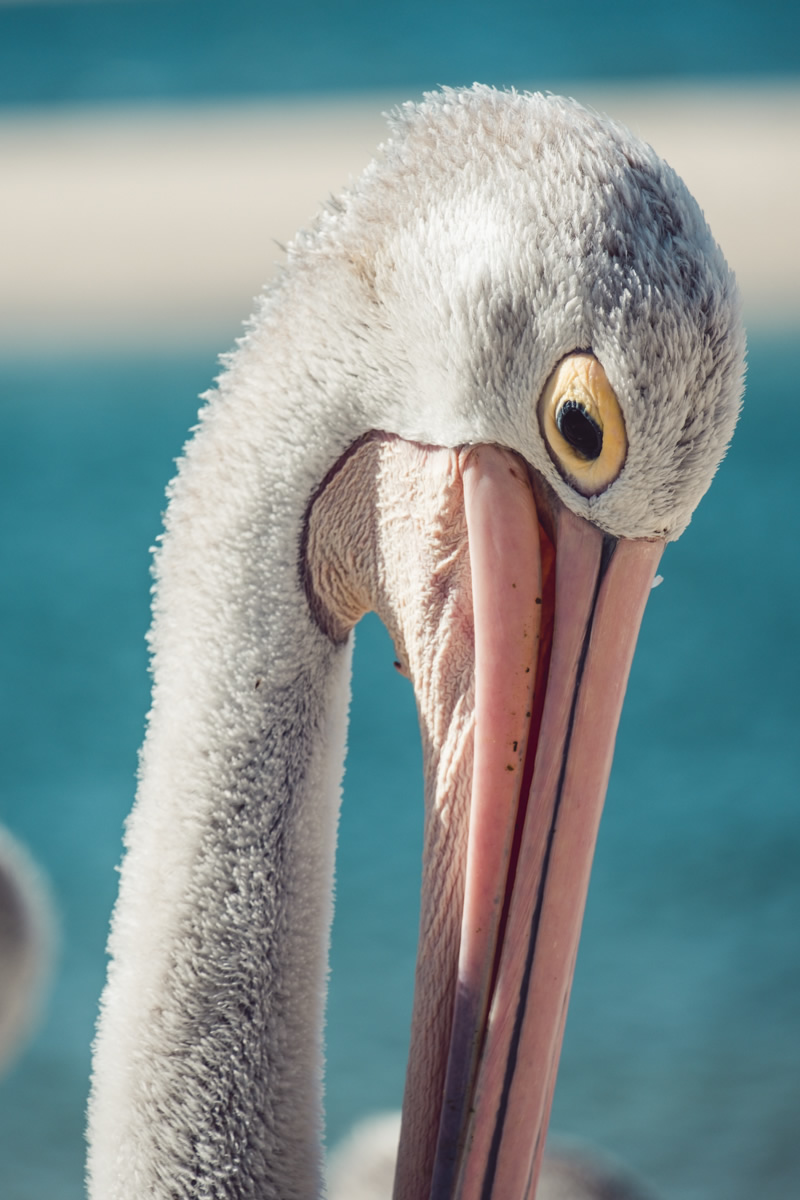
[393,444,664,1200]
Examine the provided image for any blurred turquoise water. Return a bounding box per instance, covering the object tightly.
[0,332,798,1199]
[0,0,797,109]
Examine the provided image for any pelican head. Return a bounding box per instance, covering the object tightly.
[88,87,745,1200]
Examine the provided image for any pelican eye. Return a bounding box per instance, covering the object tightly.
[539,352,628,497]
[555,400,603,460]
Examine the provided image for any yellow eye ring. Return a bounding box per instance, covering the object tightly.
[539,352,628,497]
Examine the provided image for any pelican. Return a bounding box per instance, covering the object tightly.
[87,86,745,1200]
[0,828,52,1070]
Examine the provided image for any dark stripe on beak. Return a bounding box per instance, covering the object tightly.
[480,532,618,1198]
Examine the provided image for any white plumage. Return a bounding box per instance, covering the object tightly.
[85,87,744,1199]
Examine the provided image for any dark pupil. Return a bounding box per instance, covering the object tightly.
[556,401,603,460]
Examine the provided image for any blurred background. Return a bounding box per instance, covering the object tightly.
[0,2,798,1198]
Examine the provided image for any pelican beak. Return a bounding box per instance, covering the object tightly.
[305,436,663,1200]
[401,445,664,1200]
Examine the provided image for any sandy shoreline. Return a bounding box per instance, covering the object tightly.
[1,82,798,352]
